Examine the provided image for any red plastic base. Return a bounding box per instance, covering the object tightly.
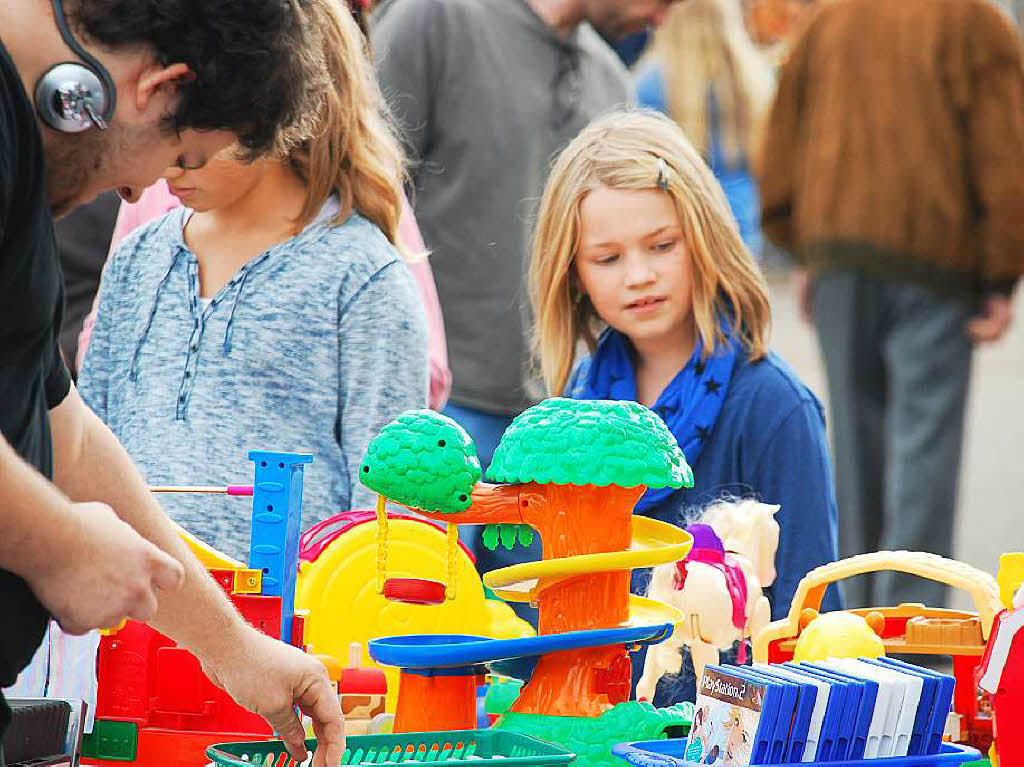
[383,578,446,605]
[83,728,272,767]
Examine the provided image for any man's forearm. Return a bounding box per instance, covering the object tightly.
[0,433,81,579]
[49,387,250,661]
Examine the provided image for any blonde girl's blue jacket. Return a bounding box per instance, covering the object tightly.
[79,204,429,561]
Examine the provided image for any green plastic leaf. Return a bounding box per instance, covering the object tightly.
[483,524,500,551]
[499,524,519,550]
[517,525,533,547]
[359,410,482,513]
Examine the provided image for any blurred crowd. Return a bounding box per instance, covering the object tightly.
[5,0,1024,736]
[54,0,1024,612]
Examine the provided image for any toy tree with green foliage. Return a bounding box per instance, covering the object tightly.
[360,398,693,718]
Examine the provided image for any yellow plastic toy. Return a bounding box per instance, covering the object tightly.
[997,553,1024,609]
[374,494,461,605]
[793,610,887,662]
[295,511,533,713]
[175,521,263,592]
[481,514,692,616]
[754,550,1003,662]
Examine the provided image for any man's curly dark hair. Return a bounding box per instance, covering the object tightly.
[66,0,314,158]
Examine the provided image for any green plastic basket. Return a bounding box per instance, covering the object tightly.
[206,729,576,767]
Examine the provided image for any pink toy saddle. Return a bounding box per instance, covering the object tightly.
[675,523,750,662]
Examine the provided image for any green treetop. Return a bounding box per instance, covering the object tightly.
[359,410,482,513]
[487,398,694,489]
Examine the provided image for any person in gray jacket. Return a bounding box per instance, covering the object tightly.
[372,0,678,475]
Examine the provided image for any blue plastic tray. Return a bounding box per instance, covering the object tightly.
[611,739,981,767]
[369,626,673,669]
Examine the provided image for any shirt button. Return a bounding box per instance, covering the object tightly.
[178,394,186,402]
[184,371,192,379]
[191,344,198,352]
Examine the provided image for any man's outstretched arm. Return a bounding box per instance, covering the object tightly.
[48,385,344,766]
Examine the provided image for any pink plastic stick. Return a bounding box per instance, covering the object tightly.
[149,485,254,496]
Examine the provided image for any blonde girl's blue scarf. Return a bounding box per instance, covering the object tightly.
[575,323,741,513]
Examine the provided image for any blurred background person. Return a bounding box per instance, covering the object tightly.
[371,0,680,470]
[54,193,120,379]
[743,0,818,50]
[636,0,774,261]
[758,0,1024,609]
[371,0,680,585]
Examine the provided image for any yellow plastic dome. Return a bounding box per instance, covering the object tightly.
[793,611,886,662]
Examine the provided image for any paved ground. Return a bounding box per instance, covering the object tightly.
[765,270,1024,611]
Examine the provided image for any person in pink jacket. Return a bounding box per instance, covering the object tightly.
[77,179,451,410]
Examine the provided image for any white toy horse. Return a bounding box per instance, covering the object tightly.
[637,500,780,701]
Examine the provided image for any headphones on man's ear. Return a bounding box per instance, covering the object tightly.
[33,0,116,132]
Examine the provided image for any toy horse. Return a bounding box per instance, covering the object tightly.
[638,501,780,700]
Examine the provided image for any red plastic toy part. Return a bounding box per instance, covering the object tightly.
[383,578,446,605]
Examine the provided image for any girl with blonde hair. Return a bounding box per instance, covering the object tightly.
[530,110,839,703]
[636,0,773,257]
[79,0,428,560]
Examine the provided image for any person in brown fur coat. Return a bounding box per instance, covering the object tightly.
[758,0,1024,609]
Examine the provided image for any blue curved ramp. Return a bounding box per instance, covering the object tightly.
[369,624,674,669]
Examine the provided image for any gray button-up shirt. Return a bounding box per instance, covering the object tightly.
[79,203,428,560]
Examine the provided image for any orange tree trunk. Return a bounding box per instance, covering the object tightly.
[514,483,642,715]
[416,481,645,717]
[521,483,641,635]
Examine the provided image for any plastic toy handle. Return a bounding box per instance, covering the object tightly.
[809,552,1001,638]
[610,744,680,767]
[755,550,1004,661]
[149,484,254,496]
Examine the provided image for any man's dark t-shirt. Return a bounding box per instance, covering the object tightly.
[0,38,72,698]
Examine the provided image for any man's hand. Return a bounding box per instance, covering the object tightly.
[968,294,1013,344]
[27,501,185,634]
[202,627,345,766]
[46,393,343,761]
[793,268,814,324]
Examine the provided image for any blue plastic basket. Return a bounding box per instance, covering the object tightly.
[611,739,981,767]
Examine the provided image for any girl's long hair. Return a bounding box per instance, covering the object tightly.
[283,0,403,241]
[645,0,774,166]
[529,110,771,396]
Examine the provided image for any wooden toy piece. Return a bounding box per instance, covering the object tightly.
[337,644,389,736]
[638,500,780,699]
[148,485,254,496]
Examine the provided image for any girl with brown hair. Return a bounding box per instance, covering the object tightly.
[78,0,428,560]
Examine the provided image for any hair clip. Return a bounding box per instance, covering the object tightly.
[656,158,669,191]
